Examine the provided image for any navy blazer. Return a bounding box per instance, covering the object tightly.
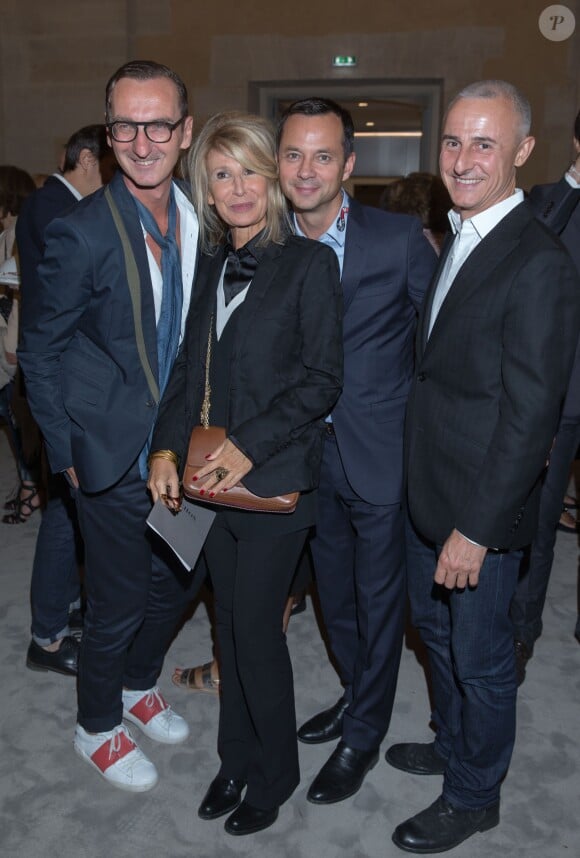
[16,175,79,300]
[152,236,343,497]
[406,200,580,549]
[19,171,192,493]
[331,198,437,505]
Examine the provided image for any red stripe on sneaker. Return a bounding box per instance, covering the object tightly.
[91,731,136,772]
[128,692,168,726]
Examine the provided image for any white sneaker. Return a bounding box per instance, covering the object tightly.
[74,723,158,792]
[122,686,190,744]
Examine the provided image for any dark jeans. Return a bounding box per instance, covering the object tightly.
[75,461,203,733]
[30,472,82,645]
[510,416,580,649]
[406,516,520,810]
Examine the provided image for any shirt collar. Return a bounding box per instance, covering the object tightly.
[293,190,349,249]
[224,227,268,262]
[448,189,524,239]
[53,172,83,201]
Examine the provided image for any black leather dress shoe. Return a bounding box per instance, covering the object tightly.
[514,639,532,686]
[224,800,279,835]
[198,777,246,820]
[26,636,79,676]
[307,741,379,804]
[392,796,500,853]
[297,697,348,744]
[385,741,447,775]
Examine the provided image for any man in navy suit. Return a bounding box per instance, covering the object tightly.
[18,124,114,678]
[19,61,200,792]
[389,81,580,853]
[277,98,437,804]
[511,110,580,681]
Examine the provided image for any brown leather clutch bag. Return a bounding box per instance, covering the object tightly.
[182,425,299,514]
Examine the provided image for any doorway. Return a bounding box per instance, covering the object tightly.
[249,78,443,207]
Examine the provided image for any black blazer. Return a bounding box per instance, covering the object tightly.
[406,200,580,549]
[152,235,343,497]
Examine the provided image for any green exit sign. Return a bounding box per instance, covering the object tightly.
[332,55,357,67]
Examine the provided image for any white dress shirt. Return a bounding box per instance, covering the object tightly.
[428,190,524,337]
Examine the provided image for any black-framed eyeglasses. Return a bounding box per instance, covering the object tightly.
[106,117,186,143]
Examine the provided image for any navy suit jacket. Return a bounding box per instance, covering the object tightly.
[530,178,580,420]
[19,170,191,493]
[406,200,580,549]
[331,198,437,505]
[16,175,79,295]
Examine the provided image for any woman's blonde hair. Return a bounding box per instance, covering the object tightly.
[187,111,289,251]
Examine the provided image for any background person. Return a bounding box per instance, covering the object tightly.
[17,124,114,676]
[510,108,580,681]
[0,165,39,524]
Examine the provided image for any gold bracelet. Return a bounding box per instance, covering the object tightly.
[148,449,179,469]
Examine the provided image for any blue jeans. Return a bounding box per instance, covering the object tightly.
[406,516,520,810]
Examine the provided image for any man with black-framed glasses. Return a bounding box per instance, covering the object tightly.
[19,60,201,792]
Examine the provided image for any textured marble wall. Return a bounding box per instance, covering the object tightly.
[1,0,578,185]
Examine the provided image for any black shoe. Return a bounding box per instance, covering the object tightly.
[297,697,348,744]
[392,795,499,853]
[68,608,84,636]
[306,741,379,804]
[26,636,79,676]
[514,639,532,687]
[198,777,246,820]
[224,800,279,835]
[385,742,447,775]
[290,594,307,616]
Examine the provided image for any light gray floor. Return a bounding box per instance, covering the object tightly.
[1,428,579,858]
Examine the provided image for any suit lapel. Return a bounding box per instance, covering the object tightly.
[231,242,284,358]
[109,171,159,383]
[341,199,367,313]
[424,202,532,354]
[191,248,226,368]
[419,233,453,353]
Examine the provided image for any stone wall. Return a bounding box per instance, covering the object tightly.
[1,0,578,186]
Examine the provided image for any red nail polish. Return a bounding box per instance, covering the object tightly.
[192,476,198,482]
[205,454,211,459]
[199,489,205,496]
[222,488,228,493]
[209,492,215,498]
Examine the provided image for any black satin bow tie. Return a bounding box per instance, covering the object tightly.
[223,244,259,306]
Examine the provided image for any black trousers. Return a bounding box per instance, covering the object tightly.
[75,460,204,732]
[203,512,309,809]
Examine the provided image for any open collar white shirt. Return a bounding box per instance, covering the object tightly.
[428,190,524,337]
